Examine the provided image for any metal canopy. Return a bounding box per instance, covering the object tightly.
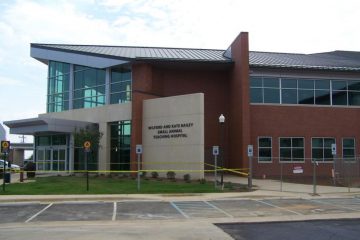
[4,117,95,135]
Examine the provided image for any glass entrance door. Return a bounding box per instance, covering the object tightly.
[36,147,67,171]
[52,148,66,171]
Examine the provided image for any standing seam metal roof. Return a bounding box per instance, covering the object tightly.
[31,43,360,71]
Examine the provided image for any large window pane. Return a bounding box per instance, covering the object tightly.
[315,80,330,89]
[263,78,279,88]
[47,61,70,113]
[348,92,360,106]
[110,68,132,104]
[332,91,347,105]
[348,81,360,91]
[332,81,347,90]
[315,90,330,105]
[281,79,297,88]
[73,65,106,109]
[298,80,314,89]
[250,77,262,87]
[298,89,314,104]
[282,89,297,104]
[264,88,280,103]
[250,88,263,103]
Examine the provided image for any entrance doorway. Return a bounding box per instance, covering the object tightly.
[36,147,67,171]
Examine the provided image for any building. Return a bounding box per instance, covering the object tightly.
[0,123,6,141]
[4,32,360,179]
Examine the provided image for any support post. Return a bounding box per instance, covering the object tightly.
[313,160,317,196]
[248,156,253,191]
[85,151,89,191]
[214,155,217,189]
[2,153,6,192]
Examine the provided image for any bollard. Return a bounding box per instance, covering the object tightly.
[20,168,24,182]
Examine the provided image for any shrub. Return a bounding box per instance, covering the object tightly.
[24,162,36,178]
[166,171,176,180]
[141,171,147,178]
[183,174,191,183]
[199,178,206,184]
[151,171,159,179]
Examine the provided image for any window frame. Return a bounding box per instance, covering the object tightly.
[257,136,272,163]
[342,137,356,162]
[311,137,336,163]
[279,137,305,163]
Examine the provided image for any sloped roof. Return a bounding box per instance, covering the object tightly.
[31,43,360,71]
[31,44,230,62]
[250,51,360,71]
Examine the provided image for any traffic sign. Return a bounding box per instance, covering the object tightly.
[212,146,219,156]
[136,145,143,154]
[247,145,253,157]
[83,141,91,152]
[331,143,336,155]
[1,141,10,153]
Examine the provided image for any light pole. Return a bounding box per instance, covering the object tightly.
[219,114,225,187]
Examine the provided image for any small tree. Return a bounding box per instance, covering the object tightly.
[73,124,103,150]
[73,124,103,170]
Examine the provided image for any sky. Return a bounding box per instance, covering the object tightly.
[0,0,359,145]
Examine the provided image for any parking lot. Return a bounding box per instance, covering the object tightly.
[0,197,360,224]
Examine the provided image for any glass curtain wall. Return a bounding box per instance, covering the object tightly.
[47,61,70,112]
[110,121,131,170]
[73,65,106,109]
[110,68,132,104]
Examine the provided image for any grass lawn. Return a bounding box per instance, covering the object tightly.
[0,176,243,195]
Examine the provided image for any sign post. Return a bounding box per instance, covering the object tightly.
[83,141,91,191]
[1,141,10,192]
[136,145,143,191]
[212,146,219,188]
[331,143,336,186]
[247,145,253,191]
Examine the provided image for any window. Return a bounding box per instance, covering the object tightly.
[47,61,70,112]
[73,65,106,109]
[348,81,360,106]
[281,78,297,104]
[315,79,330,105]
[110,68,132,104]
[110,121,131,170]
[342,138,355,160]
[332,80,347,105]
[279,137,304,162]
[258,137,272,162]
[250,76,360,107]
[312,138,336,162]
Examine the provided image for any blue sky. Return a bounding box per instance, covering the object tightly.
[1,0,360,144]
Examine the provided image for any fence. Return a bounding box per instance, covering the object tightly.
[2,156,359,194]
[251,156,360,194]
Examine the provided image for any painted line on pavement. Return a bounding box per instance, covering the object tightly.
[254,199,303,216]
[307,198,360,212]
[25,203,53,223]
[170,202,189,219]
[112,202,117,221]
[204,201,233,218]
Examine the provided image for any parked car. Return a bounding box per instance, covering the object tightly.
[0,159,21,172]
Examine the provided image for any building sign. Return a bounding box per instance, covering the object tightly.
[148,122,194,139]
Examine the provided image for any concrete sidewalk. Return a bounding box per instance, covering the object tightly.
[1,173,359,203]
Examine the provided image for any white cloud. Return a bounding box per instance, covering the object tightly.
[0,76,26,87]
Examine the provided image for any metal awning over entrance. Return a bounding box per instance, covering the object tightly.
[4,117,94,135]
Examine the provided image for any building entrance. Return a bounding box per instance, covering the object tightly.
[36,147,67,171]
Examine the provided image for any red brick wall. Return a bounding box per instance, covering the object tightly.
[251,104,360,177]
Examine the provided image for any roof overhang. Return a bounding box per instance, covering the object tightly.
[4,117,95,135]
[31,46,130,68]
